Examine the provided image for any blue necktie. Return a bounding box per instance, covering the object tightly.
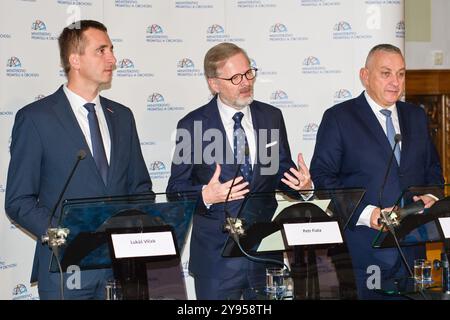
[232,112,252,182]
[83,103,109,185]
[380,109,401,165]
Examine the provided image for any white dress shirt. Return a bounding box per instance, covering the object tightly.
[203,96,312,206]
[63,85,111,164]
[216,96,256,167]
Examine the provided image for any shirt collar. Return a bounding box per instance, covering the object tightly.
[364,91,397,115]
[63,84,101,112]
[216,95,251,125]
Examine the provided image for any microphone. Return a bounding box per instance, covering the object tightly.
[378,133,402,211]
[222,147,289,274]
[374,134,421,282]
[378,199,425,228]
[223,146,249,240]
[378,133,413,277]
[42,149,86,248]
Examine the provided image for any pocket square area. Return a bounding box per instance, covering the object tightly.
[265,141,278,148]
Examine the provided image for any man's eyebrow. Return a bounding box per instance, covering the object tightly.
[96,44,113,50]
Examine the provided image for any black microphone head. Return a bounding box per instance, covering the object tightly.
[394,134,402,143]
[77,149,87,160]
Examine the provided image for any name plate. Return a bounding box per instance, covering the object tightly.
[283,221,343,246]
[111,231,176,259]
[438,217,450,239]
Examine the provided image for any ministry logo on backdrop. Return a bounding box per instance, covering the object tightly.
[300,0,341,7]
[206,24,245,43]
[12,284,38,300]
[116,58,154,78]
[146,24,183,43]
[0,257,17,271]
[6,57,39,78]
[0,32,12,39]
[111,37,124,44]
[148,161,170,180]
[333,21,372,40]
[30,19,58,41]
[115,0,152,8]
[250,59,277,77]
[302,123,319,141]
[334,89,353,104]
[147,93,184,112]
[57,0,93,6]
[365,0,400,5]
[236,0,277,8]
[270,90,308,109]
[395,21,405,38]
[0,108,13,116]
[175,1,213,9]
[177,58,202,77]
[269,23,308,42]
[302,56,341,75]
[0,184,5,192]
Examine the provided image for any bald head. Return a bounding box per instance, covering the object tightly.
[365,44,404,68]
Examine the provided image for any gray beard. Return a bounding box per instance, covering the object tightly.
[234,96,253,109]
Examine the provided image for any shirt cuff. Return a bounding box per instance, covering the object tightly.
[202,185,212,209]
[356,205,377,227]
[299,182,314,201]
[425,193,439,201]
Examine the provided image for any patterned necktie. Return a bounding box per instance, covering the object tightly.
[83,103,109,185]
[380,109,401,165]
[232,112,252,182]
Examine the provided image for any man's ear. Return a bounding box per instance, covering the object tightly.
[69,53,80,71]
[207,78,219,94]
[359,67,368,87]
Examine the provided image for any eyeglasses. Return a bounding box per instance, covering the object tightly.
[216,68,258,85]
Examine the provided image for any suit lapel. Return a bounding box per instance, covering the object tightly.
[396,102,408,168]
[354,93,396,164]
[50,87,90,152]
[100,97,117,186]
[249,101,262,185]
[50,86,107,189]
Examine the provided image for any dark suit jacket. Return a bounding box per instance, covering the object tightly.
[166,96,296,279]
[5,86,152,287]
[310,92,444,270]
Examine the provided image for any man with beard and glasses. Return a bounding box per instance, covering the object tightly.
[167,42,312,299]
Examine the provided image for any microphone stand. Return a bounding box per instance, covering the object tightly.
[379,207,429,300]
[223,156,290,275]
[41,150,86,300]
[378,134,402,210]
[377,134,427,298]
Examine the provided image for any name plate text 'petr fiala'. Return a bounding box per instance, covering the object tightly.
[283,221,343,246]
[111,231,176,259]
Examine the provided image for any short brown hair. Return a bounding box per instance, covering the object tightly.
[58,20,107,75]
[365,44,403,67]
[204,42,250,78]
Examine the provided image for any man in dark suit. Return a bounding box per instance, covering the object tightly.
[5,20,152,299]
[167,42,312,299]
[310,44,444,299]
